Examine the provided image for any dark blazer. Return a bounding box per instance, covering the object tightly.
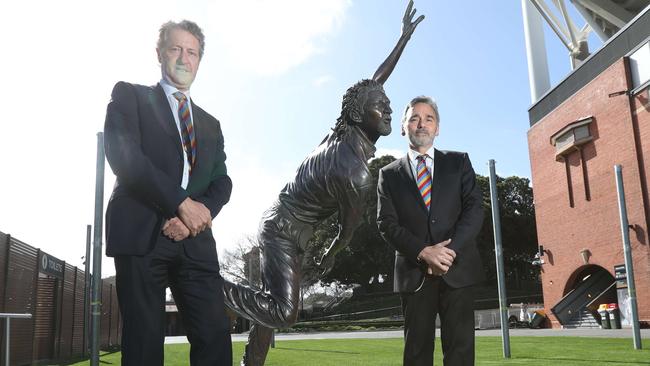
[377,149,484,292]
[104,81,232,259]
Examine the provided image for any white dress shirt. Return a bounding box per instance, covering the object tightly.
[160,78,194,189]
[407,145,435,184]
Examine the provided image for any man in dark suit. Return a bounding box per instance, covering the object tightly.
[377,96,484,366]
[104,20,233,366]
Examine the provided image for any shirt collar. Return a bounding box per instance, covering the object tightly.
[347,126,377,161]
[407,145,435,165]
[160,78,191,101]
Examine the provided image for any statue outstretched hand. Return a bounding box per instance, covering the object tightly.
[372,0,425,84]
[401,0,425,40]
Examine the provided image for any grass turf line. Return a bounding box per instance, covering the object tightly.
[62,336,650,366]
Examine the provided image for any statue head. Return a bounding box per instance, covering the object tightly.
[334,79,392,142]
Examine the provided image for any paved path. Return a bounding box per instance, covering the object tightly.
[165,328,650,344]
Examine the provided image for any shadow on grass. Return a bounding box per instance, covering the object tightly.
[273,347,360,355]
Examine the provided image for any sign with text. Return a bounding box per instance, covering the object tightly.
[39,251,64,279]
[614,264,627,289]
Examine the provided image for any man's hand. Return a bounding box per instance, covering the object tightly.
[177,197,212,237]
[417,239,456,276]
[162,217,191,242]
[401,0,425,39]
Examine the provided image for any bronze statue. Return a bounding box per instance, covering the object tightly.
[223,2,424,365]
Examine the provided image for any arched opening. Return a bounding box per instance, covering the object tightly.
[551,265,616,328]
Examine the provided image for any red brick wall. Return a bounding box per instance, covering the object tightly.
[528,59,650,328]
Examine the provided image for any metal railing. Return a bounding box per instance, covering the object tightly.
[0,313,32,366]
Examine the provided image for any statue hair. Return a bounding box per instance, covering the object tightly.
[333,79,385,137]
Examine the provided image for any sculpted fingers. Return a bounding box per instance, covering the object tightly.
[403,0,414,24]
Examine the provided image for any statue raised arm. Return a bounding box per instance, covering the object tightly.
[223,2,425,365]
[372,0,425,84]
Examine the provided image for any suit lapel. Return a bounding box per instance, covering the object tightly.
[151,84,183,157]
[397,156,428,213]
[186,102,216,194]
[429,149,443,213]
[190,102,205,178]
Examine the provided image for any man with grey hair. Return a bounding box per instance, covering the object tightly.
[104,20,232,365]
[377,96,484,365]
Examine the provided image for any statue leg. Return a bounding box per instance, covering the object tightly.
[223,210,303,327]
[240,324,273,366]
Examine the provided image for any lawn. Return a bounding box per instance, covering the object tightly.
[63,337,650,365]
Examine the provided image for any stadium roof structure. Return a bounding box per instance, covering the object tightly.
[522,0,650,102]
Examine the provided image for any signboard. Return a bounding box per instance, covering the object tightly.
[614,264,627,289]
[39,251,64,279]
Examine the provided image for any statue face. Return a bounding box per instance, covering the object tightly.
[360,89,392,140]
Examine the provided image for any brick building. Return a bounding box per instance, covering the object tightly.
[526,8,650,328]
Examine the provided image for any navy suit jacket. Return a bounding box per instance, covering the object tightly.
[377,149,485,292]
[104,81,232,259]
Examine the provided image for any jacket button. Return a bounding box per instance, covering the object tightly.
[431,219,436,223]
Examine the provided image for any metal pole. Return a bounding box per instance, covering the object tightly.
[0,314,32,366]
[489,160,511,358]
[91,133,106,365]
[84,224,91,356]
[614,165,642,350]
[5,318,9,366]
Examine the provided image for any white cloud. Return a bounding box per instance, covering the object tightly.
[206,0,351,76]
[375,147,405,159]
[313,75,333,87]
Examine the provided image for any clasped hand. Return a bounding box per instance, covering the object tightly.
[162,197,212,241]
[417,239,456,276]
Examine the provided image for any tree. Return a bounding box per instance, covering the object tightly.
[220,234,260,286]
[476,175,540,288]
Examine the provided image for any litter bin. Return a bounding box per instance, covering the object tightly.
[598,304,610,329]
[607,303,621,329]
[530,310,546,329]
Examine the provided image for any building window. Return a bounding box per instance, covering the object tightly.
[550,117,594,207]
[629,41,649,92]
[550,117,593,161]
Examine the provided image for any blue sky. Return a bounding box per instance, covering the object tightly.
[0,0,601,276]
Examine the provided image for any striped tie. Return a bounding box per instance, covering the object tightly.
[417,155,432,210]
[173,92,196,174]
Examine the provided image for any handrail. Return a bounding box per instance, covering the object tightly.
[0,313,33,366]
[586,281,617,309]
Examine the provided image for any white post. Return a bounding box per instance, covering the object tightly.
[522,0,551,103]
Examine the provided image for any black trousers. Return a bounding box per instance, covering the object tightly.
[115,239,232,366]
[401,277,475,366]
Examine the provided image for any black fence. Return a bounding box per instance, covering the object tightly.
[0,231,120,365]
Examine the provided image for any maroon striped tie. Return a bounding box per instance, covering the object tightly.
[173,92,196,174]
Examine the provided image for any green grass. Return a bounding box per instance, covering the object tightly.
[62,337,650,365]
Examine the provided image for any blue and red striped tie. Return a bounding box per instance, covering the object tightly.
[173,92,196,174]
[417,155,432,210]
